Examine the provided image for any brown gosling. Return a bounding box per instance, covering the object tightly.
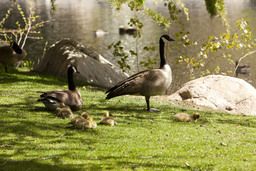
[76,117,97,130]
[55,102,74,119]
[174,112,200,122]
[99,110,117,126]
[70,112,89,125]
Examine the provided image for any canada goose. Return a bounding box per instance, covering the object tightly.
[37,65,83,111]
[76,117,97,130]
[0,42,27,72]
[99,110,117,126]
[119,26,139,35]
[106,35,175,112]
[70,112,89,125]
[55,102,74,119]
[174,112,200,122]
[94,29,109,37]
[235,60,250,77]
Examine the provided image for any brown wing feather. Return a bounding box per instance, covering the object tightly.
[106,69,165,99]
[38,89,83,110]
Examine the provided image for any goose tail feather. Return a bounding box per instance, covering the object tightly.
[105,81,130,100]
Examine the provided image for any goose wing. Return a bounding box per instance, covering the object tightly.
[37,89,82,110]
[0,46,12,63]
[106,69,167,99]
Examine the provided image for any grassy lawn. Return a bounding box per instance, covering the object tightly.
[0,67,256,171]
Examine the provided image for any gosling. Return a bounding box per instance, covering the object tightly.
[174,112,200,122]
[76,117,97,130]
[70,112,89,125]
[55,102,74,119]
[99,110,117,126]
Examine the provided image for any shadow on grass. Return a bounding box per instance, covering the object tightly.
[216,118,256,128]
[0,159,82,171]
[0,158,190,171]
[0,66,103,89]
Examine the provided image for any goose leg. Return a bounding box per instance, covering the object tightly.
[5,65,8,73]
[145,96,159,112]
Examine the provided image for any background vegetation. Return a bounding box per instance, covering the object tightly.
[1,1,256,170]
[107,0,256,79]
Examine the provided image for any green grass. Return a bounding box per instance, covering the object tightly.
[0,66,256,171]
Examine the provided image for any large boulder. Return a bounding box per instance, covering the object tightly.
[169,75,256,115]
[34,39,128,88]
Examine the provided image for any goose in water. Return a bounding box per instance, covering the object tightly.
[235,60,250,77]
[37,65,83,111]
[0,42,27,72]
[106,35,175,112]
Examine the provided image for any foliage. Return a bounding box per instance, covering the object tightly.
[0,68,256,170]
[50,0,57,13]
[108,41,132,72]
[0,1,48,48]
[107,0,191,73]
[107,0,256,84]
[180,18,256,79]
[205,0,229,28]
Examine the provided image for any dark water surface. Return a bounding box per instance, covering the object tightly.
[1,0,256,93]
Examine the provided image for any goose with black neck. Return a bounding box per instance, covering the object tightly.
[105,35,175,112]
[0,42,27,72]
[37,65,83,111]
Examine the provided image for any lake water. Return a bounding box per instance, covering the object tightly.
[1,0,256,93]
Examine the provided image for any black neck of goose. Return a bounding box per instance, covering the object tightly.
[12,42,22,54]
[68,70,76,90]
[159,37,166,68]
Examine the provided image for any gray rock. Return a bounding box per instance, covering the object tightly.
[34,39,128,88]
[169,75,256,115]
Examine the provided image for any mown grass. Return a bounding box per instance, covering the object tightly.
[0,66,256,171]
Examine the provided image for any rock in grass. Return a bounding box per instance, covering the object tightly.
[169,75,256,115]
[34,39,128,88]
[174,112,200,122]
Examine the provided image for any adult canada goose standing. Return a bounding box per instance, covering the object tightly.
[0,42,27,72]
[37,65,83,111]
[106,35,175,112]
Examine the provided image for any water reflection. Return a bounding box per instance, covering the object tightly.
[0,0,256,93]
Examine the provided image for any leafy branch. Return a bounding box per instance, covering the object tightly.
[0,1,51,48]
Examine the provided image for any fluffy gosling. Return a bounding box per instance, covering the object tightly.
[55,102,74,119]
[99,110,117,126]
[174,112,200,122]
[70,112,89,125]
[76,117,97,130]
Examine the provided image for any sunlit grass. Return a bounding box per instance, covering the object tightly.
[0,66,256,170]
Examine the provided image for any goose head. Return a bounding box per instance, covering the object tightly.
[11,42,22,54]
[68,65,79,75]
[60,102,66,107]
[193,112,200,120]
[103,110,110,117]
[81,112,89,119]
